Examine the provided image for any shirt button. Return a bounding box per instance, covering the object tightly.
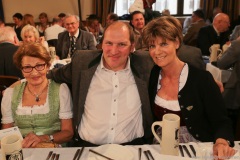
[111,128,114,130]
[185,117,188,120]
[115,73,117,75]
[180,105,184,108]
[114,99,116,102]
[113,113,115,116]
[196,134,199,137]
[178,95,181,98]
[189,126,192,129]
[115,85,118,88]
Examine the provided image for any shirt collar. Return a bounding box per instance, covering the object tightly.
[99,54,131,72]
[213,25,220,36]
[69,29,79,38]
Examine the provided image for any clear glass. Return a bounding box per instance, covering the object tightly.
[183,0,201,14]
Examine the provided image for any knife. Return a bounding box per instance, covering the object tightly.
[55,154,60,160]
[46,151,53,160]
[51,153,56,160]
[189,145,196,157]
[143,151,150,160]
[73,149,80,160]
[179,145,184,157]
[138,148,142,160]
[147,150,155,160]
[182,145,192,158]
[77,147,85,160]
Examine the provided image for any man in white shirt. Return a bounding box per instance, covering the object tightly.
[48,21,154,146]
[44,17,65,41]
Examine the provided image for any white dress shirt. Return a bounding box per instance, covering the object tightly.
[44,24,65,41]
[79,56,144,145]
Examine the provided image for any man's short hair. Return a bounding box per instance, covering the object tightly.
[13,13,23,20]
[193,9,205,19]
[0,26,16,42]
[108,13,119,21]
[52,17,61,23]
[102,21,135,44]
[58,13,66,18]
[130,10,144,21]
[64,14,80,22]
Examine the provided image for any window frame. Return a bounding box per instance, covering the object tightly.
[115,0,200,17]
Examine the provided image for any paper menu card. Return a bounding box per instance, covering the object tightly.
[0,127,23,141]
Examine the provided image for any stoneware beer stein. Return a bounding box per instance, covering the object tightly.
[151,113,180,156]
[209,44,222,62]
[1,134,23,160]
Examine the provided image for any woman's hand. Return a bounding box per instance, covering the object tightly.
[22,132,43,148]
[213,138,236,160]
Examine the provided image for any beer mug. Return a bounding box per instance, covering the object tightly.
[151,114,180,156]
[222,44,230,53]
[1,134,23,160]
[209,44,222,62]
[49,46,56,60]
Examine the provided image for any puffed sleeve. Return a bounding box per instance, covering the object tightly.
[1,88,14,124]
[59,83,73,119]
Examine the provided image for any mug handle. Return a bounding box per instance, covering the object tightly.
[217,49,223,59]
[209,47,212,53]
[151,121,163,144]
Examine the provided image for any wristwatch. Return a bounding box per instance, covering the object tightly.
[49,135,54,142]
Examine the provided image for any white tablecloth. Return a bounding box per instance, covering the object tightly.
[206,63,232,83]
[4,142,237,160]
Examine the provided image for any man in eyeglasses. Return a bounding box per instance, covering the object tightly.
[56,14,97,59]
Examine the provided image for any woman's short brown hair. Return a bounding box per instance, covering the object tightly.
[142,16,183,48]
[13,42,51,69]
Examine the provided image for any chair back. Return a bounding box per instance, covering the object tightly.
[47,39,58,48]
[0,75,20,126]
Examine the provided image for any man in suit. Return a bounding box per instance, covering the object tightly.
[178,44,206,70]
[197,13,230,56]
[183,9,207,47]
[216,39,240,140]
[230,25,240,41]
[48,21,154,146]
[0,27,23,78]
[56,14,97,59]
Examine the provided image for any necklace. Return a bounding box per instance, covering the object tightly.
[27,83,48,102]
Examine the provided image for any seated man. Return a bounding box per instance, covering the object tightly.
[216,39,240,140]
[230,25,240,41]
[0,27,22,78]
[56,14,97,59]
[183,9,207,47]
[197,13,230,56]
[48,21,154,146]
